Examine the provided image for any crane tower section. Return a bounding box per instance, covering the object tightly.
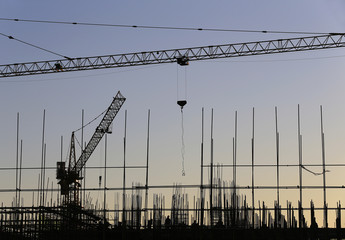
[57,91,126,199]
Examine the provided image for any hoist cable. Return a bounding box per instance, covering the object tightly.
[181,109,186,176]
[176,65,187,176]
[185,67,187,100]
[176,64,179,100]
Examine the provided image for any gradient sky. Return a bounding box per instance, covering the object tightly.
[1,0,345,226]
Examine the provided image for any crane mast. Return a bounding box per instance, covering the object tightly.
[57,91,126,204]
[1,34,345,78]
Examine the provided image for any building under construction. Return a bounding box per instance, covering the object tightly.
[2,34,345,239]
[0,92,345,240]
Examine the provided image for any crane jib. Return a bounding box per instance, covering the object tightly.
[72,91,125,174]
[1,34,345,78]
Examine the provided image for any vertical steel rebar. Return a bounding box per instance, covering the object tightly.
[145,109,150,228]
[43,143,47,207]
[40,110,46,207]
[18,140,23,207]
[251,108,255,228]
[16,113,19,208]
[60,135,63,206]
[275,106,280,228]
[104,133,107,222]
[210,108,214,226]
[320,105,327,228]
[200,108,204,226]
[81,109,85,207]
[123,110,127,226]
[297,104,303,228]
[233,111,238,224]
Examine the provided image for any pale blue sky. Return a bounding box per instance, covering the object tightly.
[1,0,345,225]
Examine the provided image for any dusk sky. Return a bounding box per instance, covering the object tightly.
[1,0,345,226]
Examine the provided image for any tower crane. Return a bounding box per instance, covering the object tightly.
[0,33,344,78]
[56,91,126,205]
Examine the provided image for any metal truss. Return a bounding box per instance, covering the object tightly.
[1,34,345,78]
[72,91,126,173]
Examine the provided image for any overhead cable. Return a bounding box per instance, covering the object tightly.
[0,32,72,60]
[0,18,340,35]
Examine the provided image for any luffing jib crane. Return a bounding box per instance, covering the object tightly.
[1,34,345,78]
[56,91,126,204]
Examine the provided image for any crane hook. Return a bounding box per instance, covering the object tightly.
[177,100,187,111]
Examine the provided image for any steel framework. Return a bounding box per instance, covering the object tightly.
[1,34,345,78]
[72,91,125,173]
[57,91,126,198]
